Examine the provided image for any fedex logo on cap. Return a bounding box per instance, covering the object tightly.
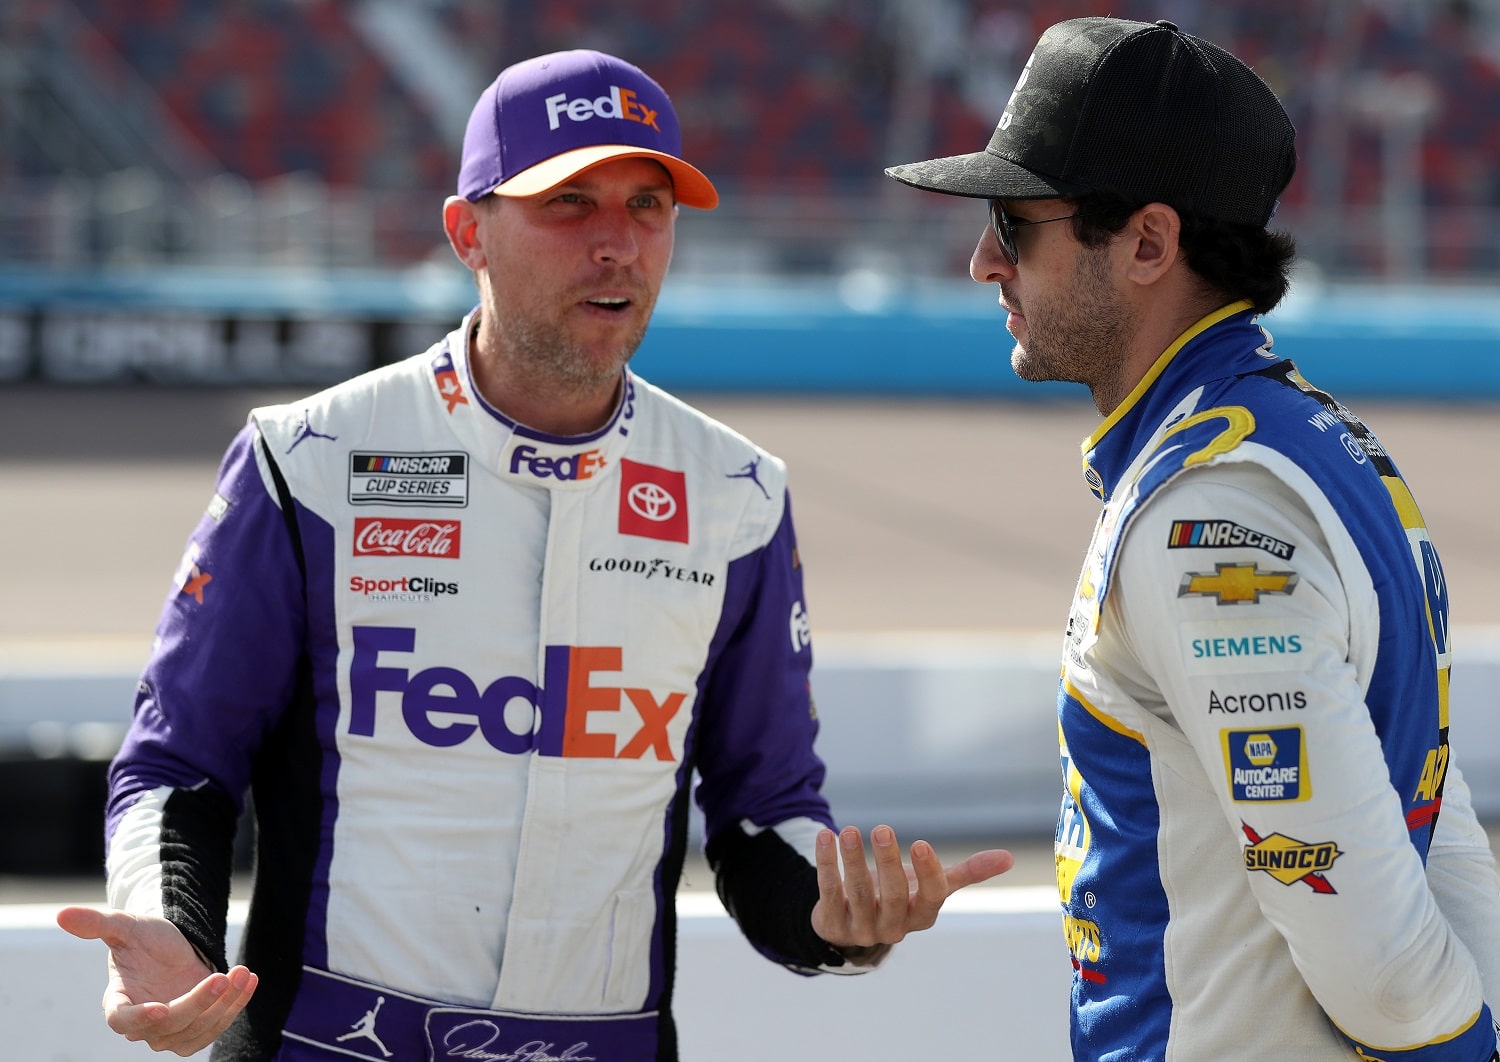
[546,86,660,133]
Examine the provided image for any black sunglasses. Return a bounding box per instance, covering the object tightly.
[988,199,1081,266]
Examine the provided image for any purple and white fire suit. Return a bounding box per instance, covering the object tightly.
[105,311,861,1061]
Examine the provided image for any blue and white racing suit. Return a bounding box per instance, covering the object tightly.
[1057,302,1500,1059]
[104,311,862,1062]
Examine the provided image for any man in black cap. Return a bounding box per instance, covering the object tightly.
[888,16,1500,1061]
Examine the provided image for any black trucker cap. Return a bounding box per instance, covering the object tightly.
[885,17,1297,227]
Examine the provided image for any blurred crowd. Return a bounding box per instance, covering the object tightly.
[2,0,1497,276]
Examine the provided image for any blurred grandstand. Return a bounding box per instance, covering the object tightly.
[0,0,1497,388]
[1,0,1498,280]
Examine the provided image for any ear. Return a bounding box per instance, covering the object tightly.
[1122,203,1181,287]
[443,195,486,270]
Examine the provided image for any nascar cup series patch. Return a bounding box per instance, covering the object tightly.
[349,452,470,507]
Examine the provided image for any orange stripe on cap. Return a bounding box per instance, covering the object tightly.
[491,144,719,209]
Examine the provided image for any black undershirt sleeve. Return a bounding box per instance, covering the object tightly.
[159,785,240,974]
[706,824,850,972]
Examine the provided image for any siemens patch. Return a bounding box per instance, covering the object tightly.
[1183,619,1314,675]
[1223,726,1308,802]
[349,451,469,507]
[1168,519,1295,560]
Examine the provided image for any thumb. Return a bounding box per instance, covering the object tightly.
[943,849,1016,891]
[57,905,128,944]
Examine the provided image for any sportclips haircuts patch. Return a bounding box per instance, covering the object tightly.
[349,452,470,507]
[618,459,688,543]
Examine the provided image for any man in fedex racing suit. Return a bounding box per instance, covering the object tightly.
[887,15,1500,1061]
[59,50,1011,1061]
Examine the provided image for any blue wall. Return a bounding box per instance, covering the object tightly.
[1,267,1497,397]
[636,280,1500,398]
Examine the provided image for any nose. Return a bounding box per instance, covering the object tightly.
[970,222,1013,285]
[591,204,640,265]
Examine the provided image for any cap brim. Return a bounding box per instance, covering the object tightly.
[884,149,1082,201]
[490,145,719,209]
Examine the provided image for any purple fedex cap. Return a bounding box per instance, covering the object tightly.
[457,49,718,209]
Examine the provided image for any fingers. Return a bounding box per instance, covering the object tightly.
[165,966,258,1055]
[812,825,916,947]
[813,827,842,896]
[108,966,258,1056]
[836,826,877,938]
[869,826,912,940]
[104,997,171,1039]
[906,839,951,931]
[812,827,1017,954]
[810,829,846,946]
[906,843,1015,928]
[811,826,876,947]
[813,828,1018,948]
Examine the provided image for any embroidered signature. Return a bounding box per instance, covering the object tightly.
[442,1021,597,1061]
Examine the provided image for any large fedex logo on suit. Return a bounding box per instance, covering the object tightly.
[348,626,687,760]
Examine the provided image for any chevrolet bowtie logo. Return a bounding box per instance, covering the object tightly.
[1178,562,1298,605]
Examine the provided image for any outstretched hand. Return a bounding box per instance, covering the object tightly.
[811,824,1013,962]
[56,905,257,1056]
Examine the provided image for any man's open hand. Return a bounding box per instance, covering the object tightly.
[811,824,1014,961]
[56,905,257,1056]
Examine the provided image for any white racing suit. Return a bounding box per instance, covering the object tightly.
[1058,302,1500,1059]
[104,311,863,1061]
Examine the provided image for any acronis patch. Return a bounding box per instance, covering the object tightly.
[1222,726,1308,802]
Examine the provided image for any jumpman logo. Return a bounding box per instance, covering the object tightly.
[727,457,770,499]
[287,410,338,454]
[335,995,393,1057]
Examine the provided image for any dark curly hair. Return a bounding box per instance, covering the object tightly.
[1066,191,1297,313]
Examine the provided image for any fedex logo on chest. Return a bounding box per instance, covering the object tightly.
[348,626,686,760]
[546,86,660,132]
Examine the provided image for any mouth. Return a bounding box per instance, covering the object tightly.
[586,296,632,313]
[999,296,1025,340]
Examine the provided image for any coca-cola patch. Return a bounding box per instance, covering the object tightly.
[348,451,469,507]
[353,517,462,559]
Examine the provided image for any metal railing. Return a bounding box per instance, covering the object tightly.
[1,171,1498,282]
